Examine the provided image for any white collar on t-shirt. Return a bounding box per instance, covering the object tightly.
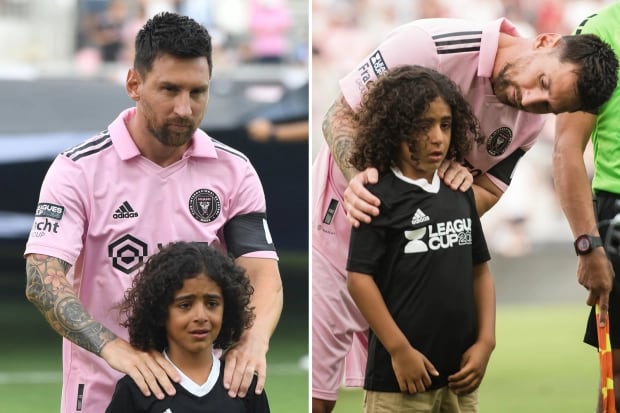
[163,349,220,397]
[390,166,440,193]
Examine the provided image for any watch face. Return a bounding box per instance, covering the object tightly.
[576,236,590,252]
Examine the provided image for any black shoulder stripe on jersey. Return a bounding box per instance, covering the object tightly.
[435,38,482,47]
[575,14,598,34]
[212,139,249,162]
[63,131,111,158]
[432,30,483,40]
[437,46,481,55]
[432,31,482,55]
[68,140,114,162]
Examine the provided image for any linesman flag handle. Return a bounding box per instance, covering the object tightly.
[596,302,616,413]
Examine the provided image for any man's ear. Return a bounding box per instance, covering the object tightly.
[534,33,562,49]
[126,68,141,102]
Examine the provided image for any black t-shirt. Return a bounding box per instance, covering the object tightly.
[105,360,270,412]
[347,171,490,392]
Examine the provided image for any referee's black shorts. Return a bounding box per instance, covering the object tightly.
[584,190,620,348]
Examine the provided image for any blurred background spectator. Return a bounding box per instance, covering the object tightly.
[245,81,309,142]
[0,0,307,80]
[245,0,293,64]
[312,0,612,257]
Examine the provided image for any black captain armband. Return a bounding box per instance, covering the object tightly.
[224,212,277,258]
[486,148,526,187]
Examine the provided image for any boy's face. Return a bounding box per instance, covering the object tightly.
[397,97,451,182]
[166,274,223,359]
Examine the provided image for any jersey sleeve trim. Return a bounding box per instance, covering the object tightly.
[575,14,598,34]
[62,131,112,162]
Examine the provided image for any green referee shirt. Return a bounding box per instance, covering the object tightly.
[576,2,620,194]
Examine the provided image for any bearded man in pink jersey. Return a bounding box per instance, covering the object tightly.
[312,16,618,413]
[25,12,283,413]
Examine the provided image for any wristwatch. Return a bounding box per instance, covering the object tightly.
[573,234,603,255]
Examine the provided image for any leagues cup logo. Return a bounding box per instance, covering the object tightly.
[189,189,221,223]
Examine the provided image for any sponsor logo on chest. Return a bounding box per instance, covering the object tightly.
[112,201,139,219]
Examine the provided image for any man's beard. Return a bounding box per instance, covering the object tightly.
[149,121,196,147]
[491,62,518,108]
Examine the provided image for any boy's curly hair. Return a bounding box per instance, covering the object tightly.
[119,242,254,352]
[349,65,484,174]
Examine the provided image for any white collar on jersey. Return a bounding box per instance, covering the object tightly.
[163,349,220,397]
[390,166,440,193]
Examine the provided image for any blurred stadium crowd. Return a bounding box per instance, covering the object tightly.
[0,0,308,80]
[73,0,308,79]
[312,0,614,257]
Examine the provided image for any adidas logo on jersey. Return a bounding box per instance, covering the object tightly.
[411,208,430,225]
[113,201,139,219]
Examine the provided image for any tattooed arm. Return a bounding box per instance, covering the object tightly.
[322,93,360,182]
[25,254,116,354]
[323,93,382,226]
[25,253,179,399]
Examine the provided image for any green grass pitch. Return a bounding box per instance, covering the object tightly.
[334,304,599,413]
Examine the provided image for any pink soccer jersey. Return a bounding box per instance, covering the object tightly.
[25,108,277,413]
[312,17,548,399]
[314,17,548,279]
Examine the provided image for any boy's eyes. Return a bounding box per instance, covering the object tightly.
[417,121,451,132]
[418,121,431,131]
[175,300,220,309]
[207,300,221,308]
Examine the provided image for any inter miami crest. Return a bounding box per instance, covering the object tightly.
[486,126,513,156]
[189,189,221,223]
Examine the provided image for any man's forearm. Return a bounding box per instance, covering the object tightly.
[322,94,360,181]
[248,276,283,344]
[553,114,599,237]
[236,257,283,344]
[553,112,598,236]
[553,153,598,236]
[471,175,503,216]
[25,254,116,355]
